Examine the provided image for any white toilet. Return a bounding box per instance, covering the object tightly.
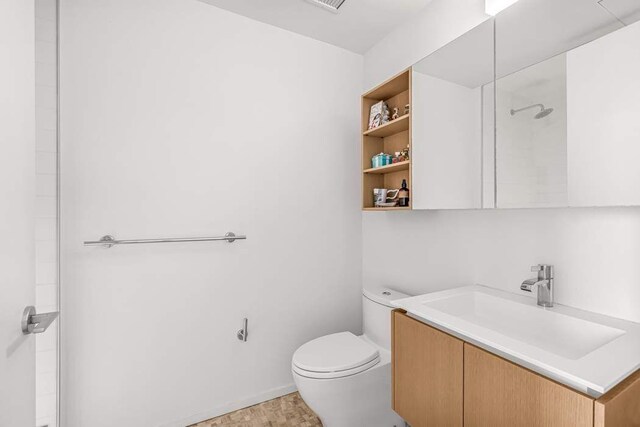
[292,287,408,427]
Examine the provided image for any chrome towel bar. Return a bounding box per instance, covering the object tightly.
[84,232,246,248]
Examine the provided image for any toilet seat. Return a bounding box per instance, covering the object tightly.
[292,332,380,379]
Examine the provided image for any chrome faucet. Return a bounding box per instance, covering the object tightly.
[521,264,554,307]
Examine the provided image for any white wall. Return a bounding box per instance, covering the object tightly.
[59,1,362,426]
[35,1,59,426]
[362,0,640,324]
[364,207,640,323]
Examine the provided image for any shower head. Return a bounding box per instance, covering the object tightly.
[510,103,554,120]
[534,107,554,119]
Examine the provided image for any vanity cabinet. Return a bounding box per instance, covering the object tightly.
[392,310,640,427]
[464,344,593,427]
[595,371,640,427]
[391,310,463,427]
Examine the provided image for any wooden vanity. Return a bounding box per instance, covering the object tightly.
[392,310,640,427]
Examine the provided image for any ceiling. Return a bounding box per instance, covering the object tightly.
[197,0,434,54]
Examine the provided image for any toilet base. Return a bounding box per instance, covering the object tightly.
[293,351,403,427]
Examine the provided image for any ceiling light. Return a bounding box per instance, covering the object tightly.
[304,0,346,13]
[485,0,521,16]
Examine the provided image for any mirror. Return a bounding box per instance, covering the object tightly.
[494,0,640,208]
[410,0,640,210]
[411,19,495,209]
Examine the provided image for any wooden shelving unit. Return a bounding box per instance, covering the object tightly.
[361,69,412,210]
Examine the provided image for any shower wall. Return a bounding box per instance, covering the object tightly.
[34,0,58,425]
[59,0,362,425]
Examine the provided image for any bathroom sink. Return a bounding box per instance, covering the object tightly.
[392,285,640,396]
[422,290,624,360]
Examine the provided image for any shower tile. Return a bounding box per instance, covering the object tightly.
[36,174,57,197]
[35,41,56,65]
[36,61,56,86]
[36,152,57,174]
[36,263,57,285]
[36,197,56,218]
[36,107,57,132]
[36,85,57,110]
[35,218,56,241]
[36,350,57,375]
[36,129,57,152]
[35,18,56,42]
[35,0,56,20]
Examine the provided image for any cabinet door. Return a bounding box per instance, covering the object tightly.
[464,343,593,427]
[411,70,483,210]
[392,310,463,427]
[595,370,640,427]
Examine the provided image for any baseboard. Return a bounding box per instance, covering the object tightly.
[160,383,298,427]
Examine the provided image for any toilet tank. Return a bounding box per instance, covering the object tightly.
[362,287,410,351]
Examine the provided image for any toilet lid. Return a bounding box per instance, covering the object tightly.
[292,332,380,378]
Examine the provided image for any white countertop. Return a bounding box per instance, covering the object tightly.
[392,285,640,397]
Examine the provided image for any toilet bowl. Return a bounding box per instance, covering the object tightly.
[292,287,408,427]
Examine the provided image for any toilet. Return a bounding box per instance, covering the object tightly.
[292,287,408,427]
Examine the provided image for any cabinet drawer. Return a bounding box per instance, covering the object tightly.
[595,369,640,427]
[392,310,463,427]
[464,343,593,427]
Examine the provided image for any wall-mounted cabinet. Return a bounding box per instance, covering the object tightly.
[392,310,640,427]
[411,20,494,210]
[361,20,494,212]
[361,70,412,211]
[362,0,640,212]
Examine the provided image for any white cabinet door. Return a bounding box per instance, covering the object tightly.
[412,71,482,209]
[0,0,36,425]
[567,20,640,207]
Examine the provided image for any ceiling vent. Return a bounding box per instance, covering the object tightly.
[304,0,346,13]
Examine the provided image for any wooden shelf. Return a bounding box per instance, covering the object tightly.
[363,160,410,174]
[361,69,412,211]
[363,114,409,138]
[363,206,411,211]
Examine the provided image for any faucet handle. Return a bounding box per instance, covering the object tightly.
[531,264,554,279]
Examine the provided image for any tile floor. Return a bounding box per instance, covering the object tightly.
[192,392,322,427]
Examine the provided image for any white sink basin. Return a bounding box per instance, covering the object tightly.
[393,285,640,396]
[423,291,625,360]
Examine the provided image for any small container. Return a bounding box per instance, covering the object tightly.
[372,153,391,168]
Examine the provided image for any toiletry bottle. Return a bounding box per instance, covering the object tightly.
[398,179,410,207]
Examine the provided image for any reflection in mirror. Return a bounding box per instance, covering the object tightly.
[496,53,567,208]
[411,19,494,209]
[495,0,628,79]
[494,0,640,208]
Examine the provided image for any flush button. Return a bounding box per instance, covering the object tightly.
[383,291,391,296]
